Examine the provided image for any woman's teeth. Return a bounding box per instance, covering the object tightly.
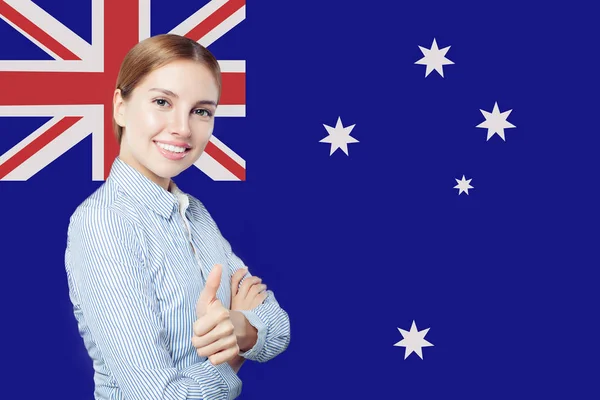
[155,142,187,153]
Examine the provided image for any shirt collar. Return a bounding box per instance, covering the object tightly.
[170,179,191,217]
[107,156,190,219]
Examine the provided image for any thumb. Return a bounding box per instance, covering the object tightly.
[196,264,223,318]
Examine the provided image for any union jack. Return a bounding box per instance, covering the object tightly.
[0,0,247,181]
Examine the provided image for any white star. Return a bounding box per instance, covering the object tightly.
[415,38,454,77]
[476,102,516,141]
[454,175,474,195]
[319,117,358,156]
[393,320,434,360]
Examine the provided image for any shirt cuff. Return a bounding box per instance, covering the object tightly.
[237,309,267,360]
[213,362,242,400]
[181,360,242,400]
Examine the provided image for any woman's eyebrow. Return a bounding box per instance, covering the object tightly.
[149,88,216,107]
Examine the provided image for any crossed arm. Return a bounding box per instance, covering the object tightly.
[191,197,291,365]
[66,202,291,399]
[220,235,292,364]
[66,207,242,400]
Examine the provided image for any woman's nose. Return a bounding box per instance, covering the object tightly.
[169,111,191,137]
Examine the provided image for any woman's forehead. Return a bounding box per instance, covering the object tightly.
[147,60,214,83]
[136,61,219,100]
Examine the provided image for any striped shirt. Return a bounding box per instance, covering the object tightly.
[64,156,291,400]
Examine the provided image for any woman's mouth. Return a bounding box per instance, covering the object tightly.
[154,141,191,161]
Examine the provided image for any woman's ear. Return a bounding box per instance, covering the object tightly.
[113,89,126,127]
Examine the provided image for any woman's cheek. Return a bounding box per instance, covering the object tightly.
[138,111,168,138]
[197,120,214,140]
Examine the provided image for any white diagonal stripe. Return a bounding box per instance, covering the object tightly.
[198,6,245,47]
[5,0,93,61]
[208,134,245,168]
[0,13,60,60]
[0,117,61,166]
[193,151,240,181]
[1,116,93,180]
[169,0,230,37]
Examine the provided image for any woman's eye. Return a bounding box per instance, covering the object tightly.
[194,109,212,117]
[154,99,169,107]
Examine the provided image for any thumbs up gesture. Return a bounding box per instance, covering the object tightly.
[191,264,240,365]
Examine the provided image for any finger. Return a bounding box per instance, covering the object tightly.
[230,267,248,297]
[237,276,262,299]
[208,345,240,366]
[248,283,267,298]
[193,302,228,337]
[193,302,229,337]
[191,320,237,350]
[192,317,233,350]
[195,334,237,358]
[251,292,269,309]
[191,331,218,350]
[197,317,235,344]
[196,264,223,318]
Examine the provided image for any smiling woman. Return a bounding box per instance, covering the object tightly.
[112,34,221,190]
[63,34,291,400]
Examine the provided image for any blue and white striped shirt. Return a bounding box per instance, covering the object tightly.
[64,156,291,400]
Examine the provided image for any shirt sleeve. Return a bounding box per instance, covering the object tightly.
[221,235,291,363]
[65,206,242,400]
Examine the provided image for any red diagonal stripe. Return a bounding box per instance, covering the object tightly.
[205,141,245,181]
[185,0,245,41]
[0,1,80,61]
[0,116,82,179]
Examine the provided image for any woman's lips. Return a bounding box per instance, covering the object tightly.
[154,141,190,160]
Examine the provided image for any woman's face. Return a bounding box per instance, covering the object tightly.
[113,59,219,190]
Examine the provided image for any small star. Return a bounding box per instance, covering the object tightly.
[476,102,516,141]
[319,117,359,156]
[393,320,434,360]
[454,175,474,195]
[415,38,454,77]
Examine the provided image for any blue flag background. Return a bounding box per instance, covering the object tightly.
[1,0,598,398]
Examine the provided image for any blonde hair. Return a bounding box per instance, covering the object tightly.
[112,34,221,145]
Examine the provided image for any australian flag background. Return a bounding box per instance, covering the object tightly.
[1,0,599,399]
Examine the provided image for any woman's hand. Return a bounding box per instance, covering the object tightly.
[230,267,268,311]
[192,264,239,366]
[225,267,267,373]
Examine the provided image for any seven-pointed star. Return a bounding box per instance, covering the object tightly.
[393,320,434,360]
[319,117,359,156]
[323,47,513,199]
[415,38,454,77]
[454,175,474,195]
[476,102,516,141]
